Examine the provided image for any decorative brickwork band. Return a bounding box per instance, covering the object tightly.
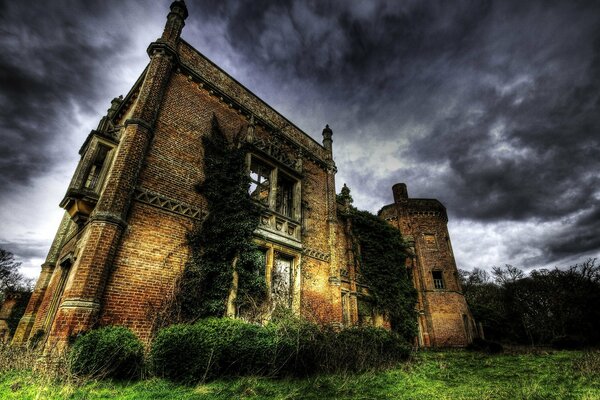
[134,187,205,219]
[59,299,101,311]
[302,247,331,262]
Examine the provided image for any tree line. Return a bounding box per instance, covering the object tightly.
[460,259,600,347]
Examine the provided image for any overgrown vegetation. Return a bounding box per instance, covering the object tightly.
[339,187,417,340]
[150,317,410,383]
[175,116,265,322]
[69,326,144,380]
[460,259,600,346]
[3,349,599,399]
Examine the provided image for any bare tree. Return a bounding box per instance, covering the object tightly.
[492,264,524,285]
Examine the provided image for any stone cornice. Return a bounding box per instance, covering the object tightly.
[59,299,101,311]
[89,212,128,229]
[124,118,153,132]
[147,40,180,64]
[133,187,206,220]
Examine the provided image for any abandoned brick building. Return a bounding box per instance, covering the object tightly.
[12,1,476,349]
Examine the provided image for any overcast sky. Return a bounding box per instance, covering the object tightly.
[0,0,598,280]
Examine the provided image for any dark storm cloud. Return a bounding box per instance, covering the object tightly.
[0,0,152,196]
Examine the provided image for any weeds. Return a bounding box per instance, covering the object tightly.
[573,350,600,377]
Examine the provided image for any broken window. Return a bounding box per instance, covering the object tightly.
[249,159,272,204]
[432,270,445,289]
[272,254,292,307]
[84,145,110,190]
[276,174,294,218]
[248,155,300,222]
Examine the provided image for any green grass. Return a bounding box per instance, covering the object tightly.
[1,350,599,399]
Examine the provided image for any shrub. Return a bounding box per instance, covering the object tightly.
[328,326,411,372]
[150,317,413,382]
[268,315,330,376]
[467,338,504,354]
[150,318,278,382]
[69,326,144,380]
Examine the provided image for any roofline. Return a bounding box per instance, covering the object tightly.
[178,38,327,152]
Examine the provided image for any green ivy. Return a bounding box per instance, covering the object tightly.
[177,116,266,321]
[343,194,418,340]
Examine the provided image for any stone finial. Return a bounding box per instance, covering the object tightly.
[392,183,408,202]
[107,95,123,119]
[161,0,189,45]
[322,124,333,153]
[169,0,188,20]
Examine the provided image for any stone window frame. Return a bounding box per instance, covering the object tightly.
[254,239,301,313]
[247,153,301,222]
[422,233,438,249]
[431,269,445,289]
[69,136,117,196]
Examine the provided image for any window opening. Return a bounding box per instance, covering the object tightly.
[342,292,350,326]
[276,174,294,217]
[432,270,445,289]
[249,159,271,204]
[84,145,110,190]
[272,254,292,307]
[357,298,373,326]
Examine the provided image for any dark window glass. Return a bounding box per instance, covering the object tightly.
[432,270,445,289]
[276,174,294,217]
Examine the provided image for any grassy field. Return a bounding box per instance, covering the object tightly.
[1,349,599,399]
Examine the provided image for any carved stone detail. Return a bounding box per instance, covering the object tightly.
[134,187,205,219]
[250,136,300,172]
[302,247,331,262]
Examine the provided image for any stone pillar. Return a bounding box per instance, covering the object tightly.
[44,1,188,351]
[322,125,342,325]
[12,212,72,344]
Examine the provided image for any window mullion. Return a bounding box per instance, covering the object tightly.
[269,167,278,210]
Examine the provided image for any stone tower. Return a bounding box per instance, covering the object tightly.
[379,183,476,346]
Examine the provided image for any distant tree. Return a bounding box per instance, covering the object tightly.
[459,268,507,342]
[0,248,30,303]
[461,259,600,346]
[491,264,524,285]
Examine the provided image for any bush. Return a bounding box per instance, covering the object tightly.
[467,338,504,354]
[268,315,330,376]
[150,317,413,382]
[150,318,278,382]
[69,326,144,379]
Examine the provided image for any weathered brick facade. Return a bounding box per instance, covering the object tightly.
[12,1,475,349]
